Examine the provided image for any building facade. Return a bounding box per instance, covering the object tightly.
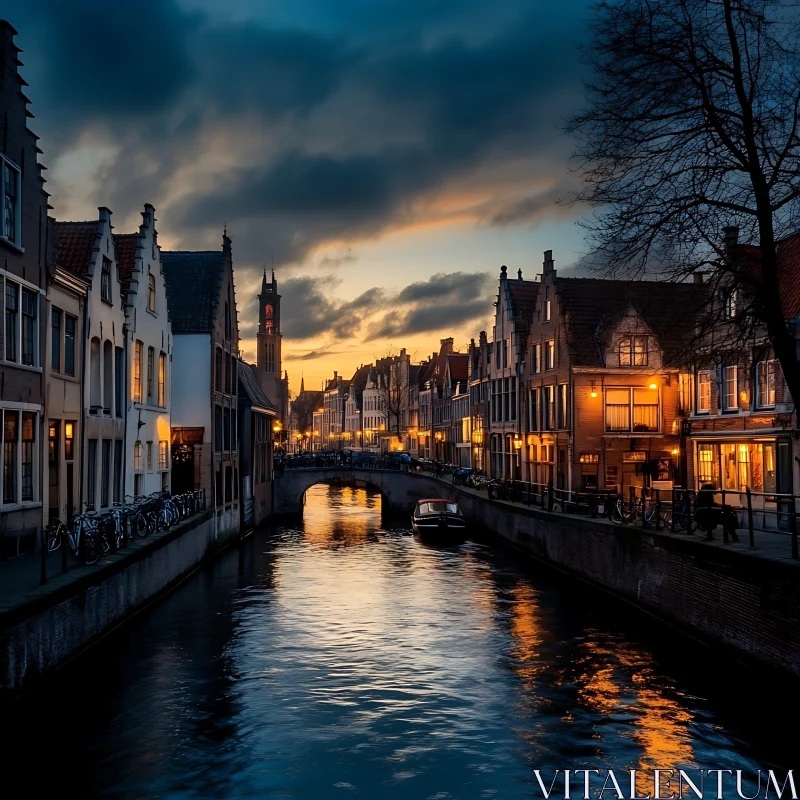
[117,205,172,499]
[163,234,239,536]
[0,22,50,555]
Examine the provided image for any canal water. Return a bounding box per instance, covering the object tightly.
[4,485,796,798]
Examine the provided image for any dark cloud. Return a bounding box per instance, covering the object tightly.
[286,349,346,362]
[397,272,490,304]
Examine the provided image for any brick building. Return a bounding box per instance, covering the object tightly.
[520,251,698,496]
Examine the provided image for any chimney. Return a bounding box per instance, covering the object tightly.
[517,268,523,281]
[543,250,555,274]
[693,272,704,284]
[440,337,454,355]
[98,207,112,225]
[723,226,739,248]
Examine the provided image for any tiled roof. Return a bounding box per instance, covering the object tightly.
[114,233,138,289]
[161,250,226,333]
[417,359,436,388]
[349,364,372,397]
[556,278,701,367]
[507,279,540,338]
[237,360,276,412]
[447,353,469,381]
[53,220,98,275]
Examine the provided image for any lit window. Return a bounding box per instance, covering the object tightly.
[148,273,156,312]
[158,352,166,407]
[697,370,711,413]
[545,340,555,370]
[604,387,659,432]
[134,440,142,471]
[133,341,143,403]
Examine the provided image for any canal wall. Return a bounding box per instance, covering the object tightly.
[278,468,800,676]
[0,509,239,694]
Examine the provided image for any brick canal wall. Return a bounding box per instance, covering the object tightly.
[279,469,800,676]
[0,510,240,694]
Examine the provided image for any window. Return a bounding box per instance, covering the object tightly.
[5,280,17,361]
[134,474,143,497]
[532,343,541,374]
[147,347,154,399]
[619,336,648,367]
[159,440,168,469]
[697,370,711,413]
[214,405,222,451]
[51,309,62,372]
[115,347,124,417]
[543,298,551,322]
[723,366,738,411]
[3,412,17,503]
[557,383,568,429]
[101,257,111,302]
[605,387,659,432]
[542,386,555,430]
[87,439,97,508]
[101,439,111,507]
[103,341,113,414]
[722,289,737,320]
[545,340,555,370]
[89,338,101,410]
[2,158,21,245]
[223,408,231,451]
[113,440,123,504]
[756,359,776,408]
[529,388,539,431]
[224,301,230,340]
[21,412,35,502]
[64,315,76,376]
[21,289,37,366]
[158,352,166,407]
[134,441,142,471]
[147,273,156,312]
[265,341,275,373]
[232,410,237,451]
[502,340,508,369]
[65,421,75,461]
[225,353,231,395]
[133,341,143,402]
[215,347,223,392]
[146,441,153,471]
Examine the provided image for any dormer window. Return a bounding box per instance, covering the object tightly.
[101,257,111,302]
[619,336,648,366]
[148,273,156,312]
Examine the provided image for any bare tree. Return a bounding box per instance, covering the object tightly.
[375,348,412,445]
[568,0,800,404]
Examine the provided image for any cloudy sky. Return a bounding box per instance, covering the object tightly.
[7,0,594,393]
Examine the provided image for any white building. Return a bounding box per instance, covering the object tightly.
[116,204,172,498]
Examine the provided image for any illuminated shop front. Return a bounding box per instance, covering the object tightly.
[693,438,790,493]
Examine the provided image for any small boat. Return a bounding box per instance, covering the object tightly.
[411,498,466,539]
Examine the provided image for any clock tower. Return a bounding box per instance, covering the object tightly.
[257,269,289,433]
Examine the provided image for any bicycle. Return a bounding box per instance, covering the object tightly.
[47,513,104,565]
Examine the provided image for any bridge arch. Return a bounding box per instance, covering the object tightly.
[273,468,446,515]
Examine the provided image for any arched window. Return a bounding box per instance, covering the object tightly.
[103,340,113,414]
[90,337,101,411]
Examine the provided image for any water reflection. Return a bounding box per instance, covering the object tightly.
[2,484,792,799]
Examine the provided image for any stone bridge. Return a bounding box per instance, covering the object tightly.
[273,467,446,515]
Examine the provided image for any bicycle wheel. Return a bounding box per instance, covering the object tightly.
[47,520,65,552]
[81,532,102,565]
[610,500,625,524]
[134,513,148,537]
